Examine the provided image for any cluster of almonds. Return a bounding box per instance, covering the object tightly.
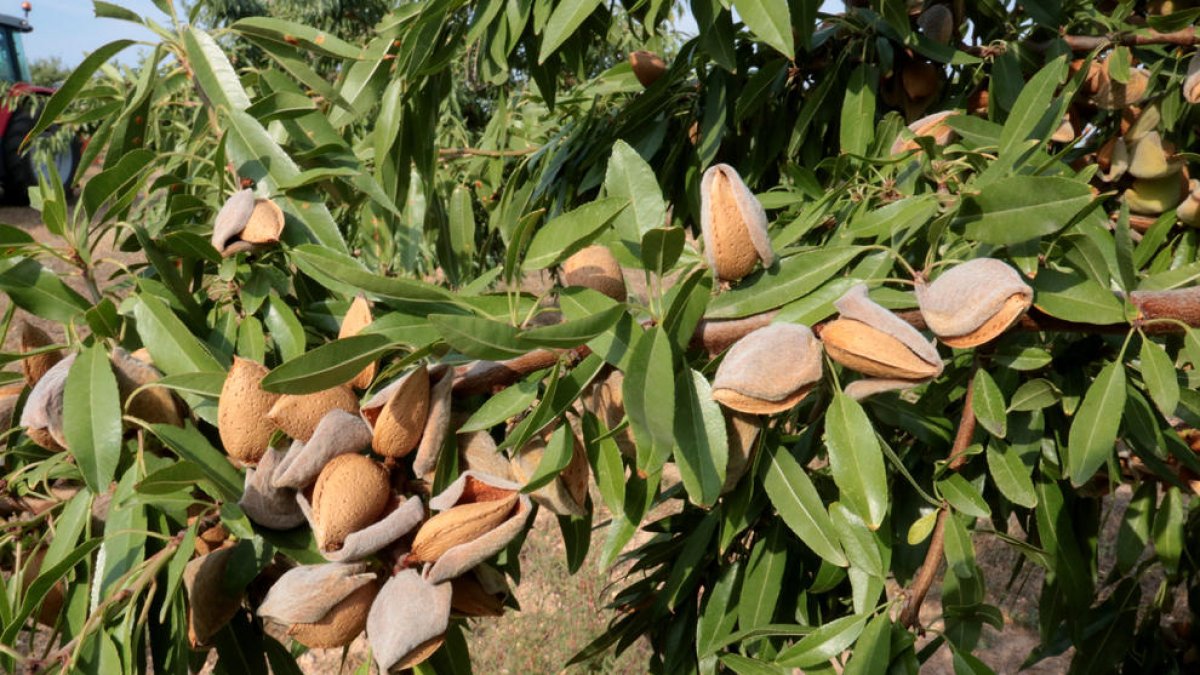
[693,160,1033,408]
[1092,103,1198,224]
[194,288,539,669]
[879,2,957,120]
[210,188,286,256]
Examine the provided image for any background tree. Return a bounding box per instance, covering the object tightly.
[3,1,1200,673]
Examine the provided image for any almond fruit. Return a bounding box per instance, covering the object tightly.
[368,570,451,673]
[1178,180,1200,227]
[240,446,306,530]
[510,429,588,517]
[111,347,183,427]
[184,547,242,648]
[721,410,760,494]
[289,579,379,648]
[311,454,391,551]
[218,357,280,464]
[211,189,285,256]
[901,60,940,100]
[712,323,823,414]
[17,321,60,387]
[409,494,518,564]
[915,258,1033,349]
[211,188,255,253]
[458,428,514,481]
[1125,171,1187,215]
[338,295,376,390]
[562,245,626,301]
[1129,131,1181,180]
[451,573,506,617]
[1087,60,1149,110]
[917,4,953,44]
[241,198,285,244]
[629,50,667,87]
[273,410,372,490]
[364,366,430,458]
[1097,136,1129,182]
[19,353,73,452]
[1185,51,1200,105]
[700,164,774,281]
[259,563,379,648]
[890,110,957,155]
[268,385,359,442]
[412,366,453,480]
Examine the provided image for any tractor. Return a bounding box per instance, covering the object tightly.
[0,2,80,204]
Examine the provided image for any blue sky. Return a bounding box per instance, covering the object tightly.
[20,0,166,66]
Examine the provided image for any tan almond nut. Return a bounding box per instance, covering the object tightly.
[582,369,637,458]
[311,454,391,552]
[890,110,957,155]
[901,61,940,100]
[184,547,242,648]
[218,357,281,464]
[458,428,514,482]
[629,50,667,88]
[289,578,380,648]
[17,321,60,388]
[711,323,823,415]
[510,430,588,517]
[562,245,626,301]
[450,574,505,618]
[366,366,430,458]
[917,4,953,44]
[111,348,183,426]
[269,385,359,442]
[19,354,74,452]
[1050,115,1075,144]
[194,522,230,557]
[1100,136,1130,183]
[1185,51,1200,105]
[408,494,519,564]
[821,284,942,383]
[915,258,1033,349]
[1125,171,1187,215]
[1125,104,1161,144]
[700,164,774,281]
[721,410,760,494]
[240,198,285,244]
[211,188,256,254]
[338,295,376,390]
[1088,61,1148,110]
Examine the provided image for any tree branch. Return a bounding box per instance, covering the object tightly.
[1062,28,1200,51]
[437,147,538,159]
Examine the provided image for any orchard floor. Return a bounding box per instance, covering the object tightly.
[5,196,1123,675]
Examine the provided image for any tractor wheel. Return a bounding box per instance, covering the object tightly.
[2,105,81,206]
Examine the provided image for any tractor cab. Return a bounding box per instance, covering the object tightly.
[0,10,32,83]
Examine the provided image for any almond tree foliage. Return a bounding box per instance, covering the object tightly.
[3,0,1200,673]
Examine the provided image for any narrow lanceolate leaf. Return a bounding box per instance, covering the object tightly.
[731,0,794,59]
[842,613,892,675]
[0,258,91,323]
[840,64,876,156]
[1140,338,1179,416]
[623,328,676,475]
[775,613,868,668]
[986,441,1037,508]
[998,55,1067,156]
[762,443,847,566]
[523,424,575,493]
[64,346,122,494]
[429,314,534,361]
[937,474,991,519]
[738,525,786,631]
[1033,268,1127,325]
[523,198,628,269]
[972,370,1007,438]
[956,176,1094,245]
[259,334,396,394]
[133,294,225,375]
[824,393,888,530]
[1068,360,1126,486]
[605,140,667,240]
[231,17,362,60]
[1008,378,1060,412]
[538,0,604,63]
[673,370,728,507]
[707,247,860,318]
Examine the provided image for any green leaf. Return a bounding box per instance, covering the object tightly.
[998,55,1067,156]
[605,140,666,240]
[560,288,644,369]
[1068,360,1126,486]
[63,346,122,494]
[907,509,939,545]
[148,423,244,503]
[673,369,728,508]
[824,393,888,530]
[972,370,1007,438]
[25,40,136,146]
[582,412,625,514]
[518,306,624,348]
[761,441,847,566]
[524,198,628,269]
[1116,481,1155,574]
[291,245,457,309]
[957,176,1093,245]
[264,296,306,362]
[1007,378,1060,412]
[731,0,794,59]
[696,561,742,662]
[153,372,226,399]
[133,294,226,375]
[830,503,884,578]
[840,64,877,156]
[843,613,892,675]
[0,258,91,323]
[1032,268,1126,325]
[521,424,575,493]
[707,247,860,319]
[738,524,786,630]
[986,441,1038,509]
[1152,486,1184,577]
[640,227,686,276]
[459,376,540,433]
[720,654,787,675]
[538,0,604,63]
[775,613,868,668]
[260,334,396,394]
[623,327,676,475]
[1140,338,1179,416]
[937,474,991,519]
[231,17,362,59]
[430,314,533,361]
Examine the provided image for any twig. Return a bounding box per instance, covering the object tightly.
[453,286,1200,395]
[899,358,979,629]
[1061,28,1200,52]
[437,147,538,159]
